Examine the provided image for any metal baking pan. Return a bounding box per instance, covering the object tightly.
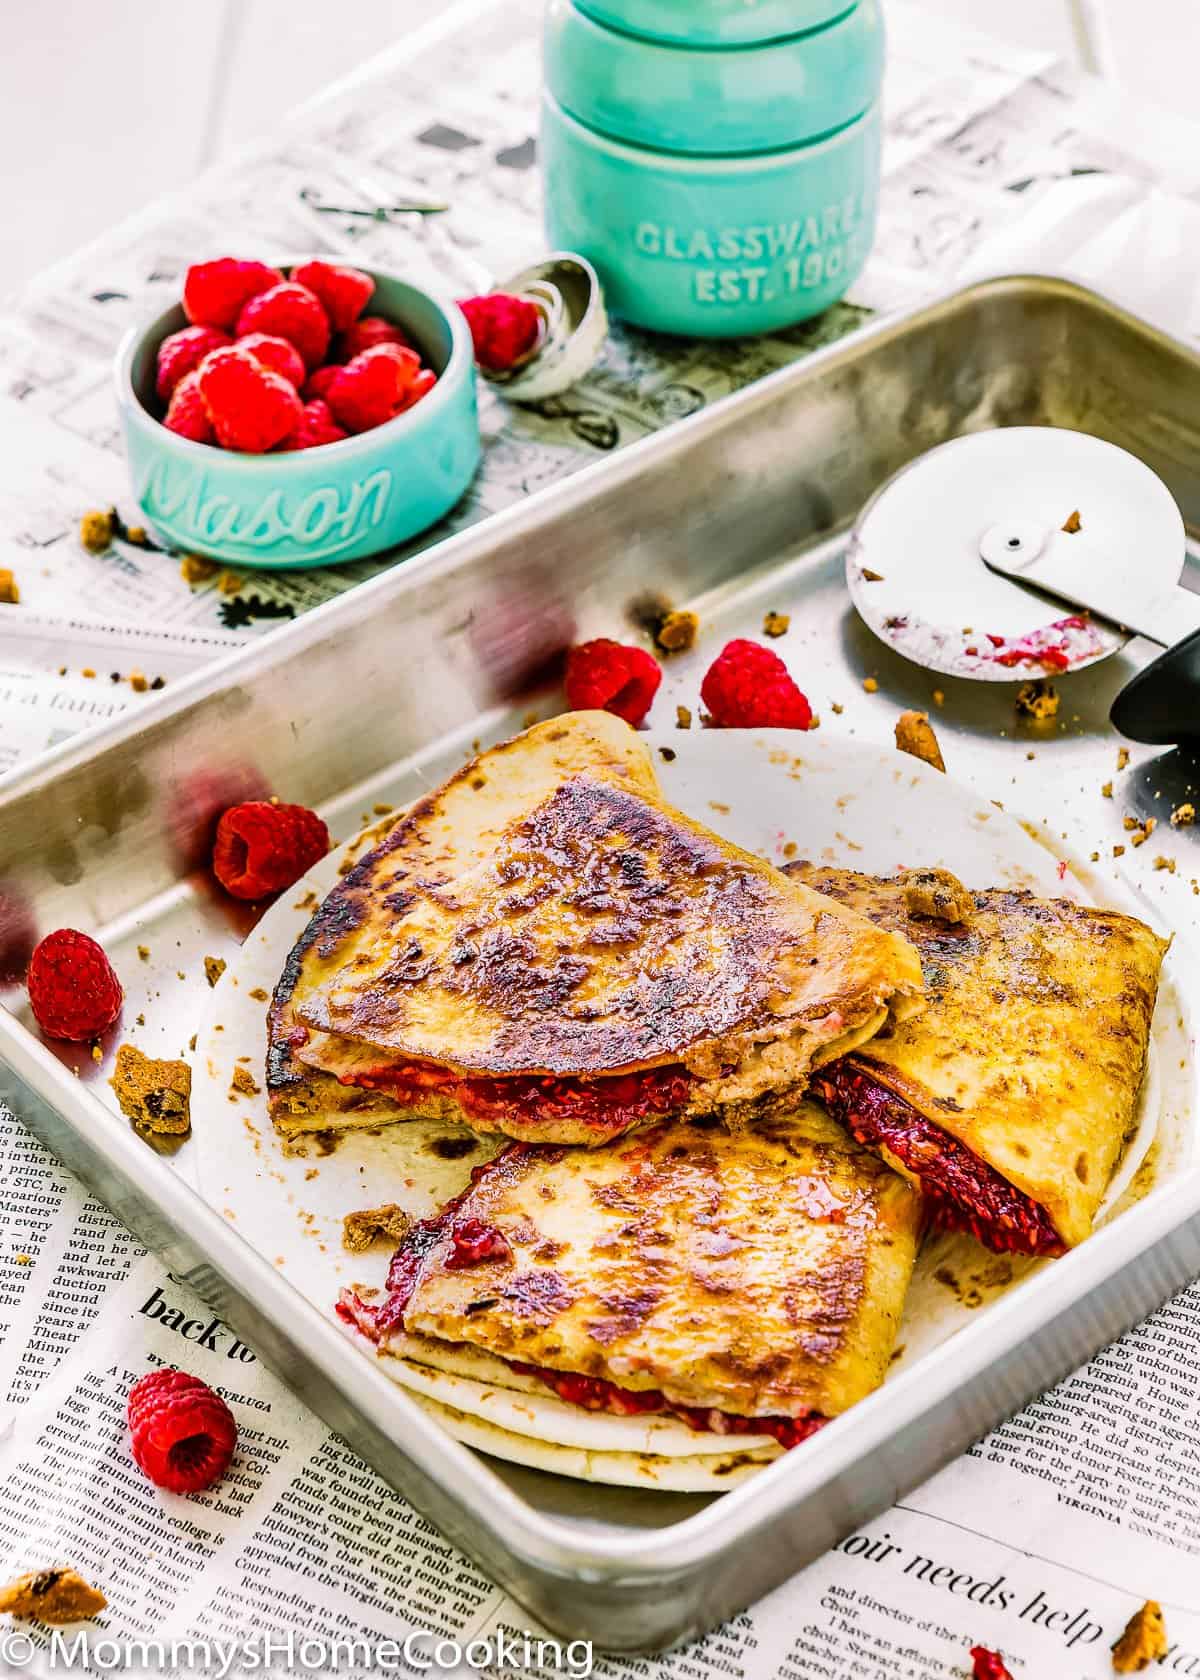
[3,276,1200,1652]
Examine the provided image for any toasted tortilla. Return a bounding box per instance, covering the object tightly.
[269,713,922,1143]
[346,1103,923,1422]
[793,866,1168,1250]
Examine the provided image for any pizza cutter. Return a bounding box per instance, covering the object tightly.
[847,427,1200,744]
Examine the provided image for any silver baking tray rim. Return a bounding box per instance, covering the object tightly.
[3,275,1200,1650]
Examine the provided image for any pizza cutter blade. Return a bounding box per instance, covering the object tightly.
[848,427,1200,744]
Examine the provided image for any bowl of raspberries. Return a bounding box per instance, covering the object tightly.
[116,257,481,569]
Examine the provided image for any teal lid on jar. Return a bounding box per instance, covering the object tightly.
[573,0,855,46]
[544,0,884,158]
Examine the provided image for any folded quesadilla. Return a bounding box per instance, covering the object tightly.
[339,1103,924,1445]
[790,866,1168,1254]
[268,713,923,1146]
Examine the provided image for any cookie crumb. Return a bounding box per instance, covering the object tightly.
[654,609,698,654]
[1117,747,1130,770]
[1153,855,1177,873]
[903,868,972,923]
[1113,844,1126,857]
[180,553,220,585]
[1101,781,1113,799]
[136,944,150,961]
[1171,802,1195,827]
[931,689,944,708]
[129,671,148,693]
[125,525,150,548]
[895,710,945,772]
[1061,510,1082,534]
[0,1566,107,1624]
[1016,679,1059,720]
[81,667,96,680]
[15,1253,30,1266]
[0,569,19,604]
[1129,819,1157,848]
[831,701,844,715]
[110,1046,191,1136]
[1112,1601,1167,1672]
[342,1204,412,1253]
[80,508,116,553]
[248,986,269,1002]
[675,705,692,730]
[203,956,227,988]
[762,611,790,639]
[230,1065,260,1097]
[860,568,884,582]
[862,677,878,694]
[217,570,245,596]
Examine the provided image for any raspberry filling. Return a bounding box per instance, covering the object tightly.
[344,1057,695,1136]
[813,1064,1065,1257]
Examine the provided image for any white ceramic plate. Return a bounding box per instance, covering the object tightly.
[192,731,1190,1484]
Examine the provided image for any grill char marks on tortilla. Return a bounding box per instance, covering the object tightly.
[789,865,1168,1252]
[342,1104,923,1423]
[269,714,923,1145]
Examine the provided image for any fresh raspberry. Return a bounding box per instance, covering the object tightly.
[196,348,303,454]
[291,260,374,333]
[26,929,122,1042]
[163,370,216,445]
[235,282,330,370]
[276,399,348,452]
[302,364,341,403]
[970,1650,1013,1680]
[235,332,305,389]
[127,1369,237,1494]
[458,293,541,372]
[212,800,330,899]
[326,344,422,434]
[564,639,662,728]
[182,259,282,331]
[700,638,812,729]
[155,325,231,401]
[333,315,412,363]
[399,368,437,412]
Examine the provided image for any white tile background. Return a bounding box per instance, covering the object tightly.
[3,0,1198,295]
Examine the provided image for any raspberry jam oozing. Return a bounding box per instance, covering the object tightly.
[347,1058,695,1136]
[813,1064,1065,1257]
[510,1363,827,1451]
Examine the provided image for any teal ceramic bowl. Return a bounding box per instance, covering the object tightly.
[542,90,882,337]
[116,271,480,570]
[546,0,883,155]
[574,0,854,45]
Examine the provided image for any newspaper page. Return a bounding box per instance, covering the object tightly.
[3,1,1200,1675]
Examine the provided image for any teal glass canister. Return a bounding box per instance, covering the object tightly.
[541,0,885,337]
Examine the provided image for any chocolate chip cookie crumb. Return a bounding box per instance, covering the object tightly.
[217,570,245,596]
[1061,510,1082,534]
[654,609,699,654]
[230,1065,260,1097]
[110,1046,191,1136]
[0,1566,107,1624]
[762,611,790,638]
[1117,747,1130,770]
[1171,803,1195,827]
[129,671,148,693]
[203,956,226,988]
[1153,856,1177,873]
[903,868,973,923]
[1112,1601,1167,1672]
[249,986,269,1002]
[895,710,945,772]
[343,1204,413,1253]
[1102,781,1113,799]
[1016,679,1059,720]
[0,569,19,604]
[136,945,150,961]
[80,508,116,553]
[676,705,692,730]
